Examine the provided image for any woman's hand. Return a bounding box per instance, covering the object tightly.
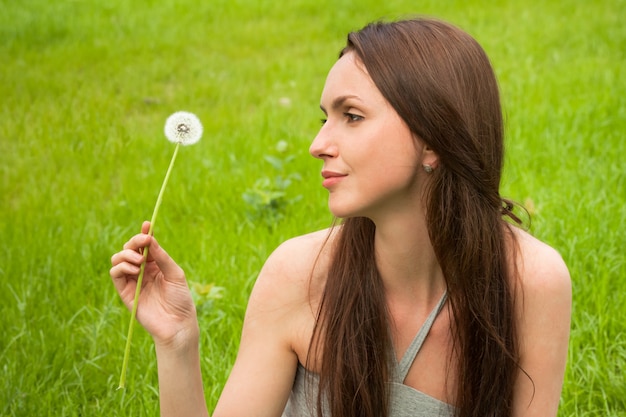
[110,221,198,349]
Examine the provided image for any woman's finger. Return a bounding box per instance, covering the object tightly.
[110,261,141,279]
[111,249,145,267]
[145,236,185,283]
[122,233,152,252]
[109,262,140,304]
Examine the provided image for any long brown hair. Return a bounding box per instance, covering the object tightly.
[309,18,524,417]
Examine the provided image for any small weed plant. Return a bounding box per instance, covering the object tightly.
[242,140,303,227]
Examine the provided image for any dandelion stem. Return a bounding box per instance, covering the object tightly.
[118,142,181,389]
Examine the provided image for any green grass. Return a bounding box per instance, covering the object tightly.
[0,0,624,415]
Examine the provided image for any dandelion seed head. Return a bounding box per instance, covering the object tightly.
[164,111,203,145]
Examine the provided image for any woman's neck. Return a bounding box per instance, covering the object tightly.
[373,212,446,306]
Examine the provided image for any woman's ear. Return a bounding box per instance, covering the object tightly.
[421,145,439,172]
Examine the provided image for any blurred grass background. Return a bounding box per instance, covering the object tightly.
[0,0,624,415]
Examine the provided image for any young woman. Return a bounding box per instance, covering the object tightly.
[110,18,571,417]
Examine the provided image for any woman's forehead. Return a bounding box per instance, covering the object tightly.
[320,52,382,107]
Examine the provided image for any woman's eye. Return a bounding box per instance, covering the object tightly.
[320,118,327,125]
[344,112,364,122]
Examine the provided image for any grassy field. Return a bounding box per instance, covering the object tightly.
[1,0,624,415]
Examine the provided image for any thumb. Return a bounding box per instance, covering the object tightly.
[148,236,185,283]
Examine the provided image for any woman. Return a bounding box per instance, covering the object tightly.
[110,18,571,417]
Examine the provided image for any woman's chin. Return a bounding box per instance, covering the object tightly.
[328,203,362,220]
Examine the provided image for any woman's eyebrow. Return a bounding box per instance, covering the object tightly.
[320,95,361,113]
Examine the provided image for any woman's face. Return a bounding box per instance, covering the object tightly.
[310,52,431,220]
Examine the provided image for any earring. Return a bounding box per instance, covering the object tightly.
[423,164,433,173]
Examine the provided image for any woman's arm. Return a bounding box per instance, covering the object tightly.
[156,330,210,417]
[111,225,325,417]
[512,231,572,416]
[213,233,326,416]
[110,222,210,416]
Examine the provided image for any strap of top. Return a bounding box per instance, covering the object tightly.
[393,292,448,382]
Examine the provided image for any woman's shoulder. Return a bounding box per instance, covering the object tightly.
[510,226,571,292]
[251,227,338,305]
[272,227,337,257]
[264,227,337,276]
[223,229,339,411]
[507,228,572,414]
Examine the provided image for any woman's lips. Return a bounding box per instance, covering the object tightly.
[321,170,347,188]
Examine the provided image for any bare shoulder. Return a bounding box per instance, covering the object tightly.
[259,227,336,287]
[510,226,571,295]
[215,229,338,415]
[264,227,337,270]
[245,227,337,320]
[509,225,572,335]
[215,228,338,415]
[508,226,572,416]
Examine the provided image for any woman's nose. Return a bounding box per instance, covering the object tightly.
[309,123,337,160]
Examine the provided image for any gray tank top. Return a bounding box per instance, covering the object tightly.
[282,293,456,417]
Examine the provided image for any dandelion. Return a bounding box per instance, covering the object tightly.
[164,111,203,145]
[118,111,202,389]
